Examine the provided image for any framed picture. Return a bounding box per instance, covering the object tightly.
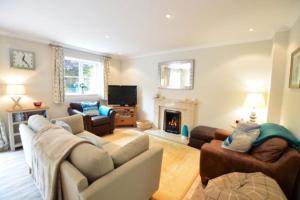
[10,49,35,70]
[289,47,300,88]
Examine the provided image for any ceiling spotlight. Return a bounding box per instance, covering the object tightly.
[105,35,110,39]
[249,28,254,32]
[165,14,172,19]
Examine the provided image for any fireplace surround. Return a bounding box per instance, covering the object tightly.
[146,98,197,145]
[154,98,197,133]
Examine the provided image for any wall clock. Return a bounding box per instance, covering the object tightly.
[10,49,35,70]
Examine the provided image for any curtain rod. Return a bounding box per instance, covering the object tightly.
[49,43,112,59]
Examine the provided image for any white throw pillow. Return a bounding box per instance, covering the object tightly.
[222,123,260,152]
[28,115,51,133]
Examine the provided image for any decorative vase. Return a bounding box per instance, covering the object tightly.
[182,125,189,139]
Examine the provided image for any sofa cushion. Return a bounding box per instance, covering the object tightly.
[111,135,149,168]
[77,131,109,147]
[54,114,84,134]
[251,137,288,162]
[69,143,114,183]
[28,115,51,133]
[91,116,111,126]
[102,143,120,154]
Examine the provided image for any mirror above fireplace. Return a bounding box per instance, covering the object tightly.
[159,59,194,90]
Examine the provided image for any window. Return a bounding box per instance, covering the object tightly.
[64,57,103,96]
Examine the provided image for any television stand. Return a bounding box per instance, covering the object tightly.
[112,106,137,127]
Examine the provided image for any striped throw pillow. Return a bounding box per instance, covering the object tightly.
[81,102,99,116]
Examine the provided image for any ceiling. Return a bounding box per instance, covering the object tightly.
[0,0,299,58]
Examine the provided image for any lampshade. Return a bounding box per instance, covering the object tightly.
[244,93,265,108]
[6,84,26,95]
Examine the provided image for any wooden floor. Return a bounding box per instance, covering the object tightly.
[105,128,201,200]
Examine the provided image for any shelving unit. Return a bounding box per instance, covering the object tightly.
[112,106,137,127]
[7,106,49,151]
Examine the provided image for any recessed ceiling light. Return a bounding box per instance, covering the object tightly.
[248,28,254,32]
[105,35,110,39]
[165,14,172,19]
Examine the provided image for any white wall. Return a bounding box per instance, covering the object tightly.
[121,41,272,129]
[0,35,121,128]
[267,31,289,123]
[280,17,300,138]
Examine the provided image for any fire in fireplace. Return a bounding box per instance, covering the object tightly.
[163,110,181,134]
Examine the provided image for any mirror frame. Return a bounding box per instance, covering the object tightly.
[158,59,195,90]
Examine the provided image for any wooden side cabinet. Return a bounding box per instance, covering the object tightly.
[7,106,49,151]
[113,106,137,127]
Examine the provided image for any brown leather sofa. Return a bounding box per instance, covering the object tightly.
[200,131,300,199]
[68,102,116,136]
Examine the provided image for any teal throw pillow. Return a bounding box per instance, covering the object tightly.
[99,105,112,116]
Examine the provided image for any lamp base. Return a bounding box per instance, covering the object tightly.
[11,97,22,110]
[249,111,256,123]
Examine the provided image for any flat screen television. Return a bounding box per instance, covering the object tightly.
[108,85,137,106]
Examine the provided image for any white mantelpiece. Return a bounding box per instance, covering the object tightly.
[153,98,197,132]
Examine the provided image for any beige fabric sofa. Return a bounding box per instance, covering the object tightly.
[20,114,163,200]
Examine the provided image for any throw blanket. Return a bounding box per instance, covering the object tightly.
[253,123,300,150]
[32,126,90,200]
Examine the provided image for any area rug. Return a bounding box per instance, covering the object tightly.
[104,128,200,200]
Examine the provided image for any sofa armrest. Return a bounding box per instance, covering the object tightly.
[68,108,86,117]
[200,140,271,182]
[108,110,116,119]
[53,114,85,134]
[214,129,231,141]
[68,108,93,129]
[61,161,89,200]
[80,147,163,200]
[19,124,36,169]
[270,148,300,198]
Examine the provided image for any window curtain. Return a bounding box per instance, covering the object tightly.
[52,46,65,104]
[103,57,111,100]
[0,119,8,151]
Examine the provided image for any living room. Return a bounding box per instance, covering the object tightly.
[0,1,300,200]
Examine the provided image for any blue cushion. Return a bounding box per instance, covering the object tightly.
[222,123,260,152]
[81,102,99,116]
[99,105,112,116]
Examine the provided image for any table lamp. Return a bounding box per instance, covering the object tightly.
[244,93,265,123]
[6,84,26,109]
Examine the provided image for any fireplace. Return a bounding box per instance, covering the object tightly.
[163,110,181,134]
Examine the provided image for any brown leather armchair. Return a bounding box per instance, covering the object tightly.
[200,132,300,199]
[68,102,116,136]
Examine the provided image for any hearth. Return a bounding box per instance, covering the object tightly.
[163,110,181,134]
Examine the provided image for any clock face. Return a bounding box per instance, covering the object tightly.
[10,49,35,70]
